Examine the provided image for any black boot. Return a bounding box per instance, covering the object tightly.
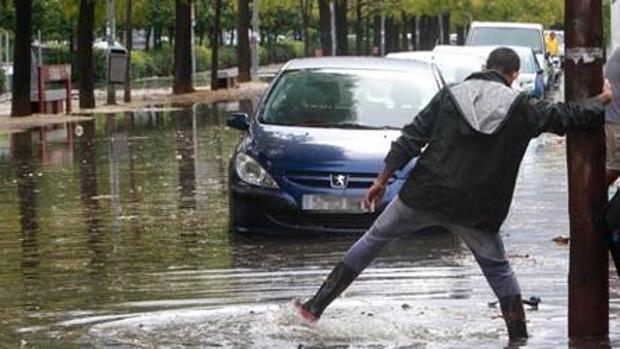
[499,294,528,343]
[294,262,360,322]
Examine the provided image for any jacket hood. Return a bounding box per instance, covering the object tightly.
[449,70,520,134]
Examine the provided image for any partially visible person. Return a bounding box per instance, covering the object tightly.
[545,32,560,57]
[293,47,613,344]
[605,46,620,186]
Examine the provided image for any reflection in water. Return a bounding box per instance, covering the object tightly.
[12,132,41,312]
[77,120,107,292]
[174,106,197,211]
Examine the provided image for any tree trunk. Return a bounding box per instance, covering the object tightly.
[77,0,95,109]
[211,0,222,90]
[365,13,371,55]
[385,17,394,54]
[124,0,133,102]
[173,0,194,94]
[410,16,417,50]
[401,13,408,51]
[355,0,362,54]
[335,0,347,55]
[11,0,32,116]
[441,12,450,44]
[456,25,464,45]
[318,0,332,56]
[237,0,251,82]
[419,15,440,50]
[145,26,151,51]
[299,0,310,56]
[372,15,380,55]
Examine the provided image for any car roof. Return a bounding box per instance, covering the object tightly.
[282,56,432,73]
[387,50,484,62]
[434,45,534,58]
[470,21,543,30]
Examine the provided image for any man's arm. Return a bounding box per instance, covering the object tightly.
[383,90,442,173]
[527,81,612,137]
[363,90,442,210]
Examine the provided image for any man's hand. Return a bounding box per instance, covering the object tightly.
[363,167,393,212]
[363,182,386,212]
[598,79,613,105]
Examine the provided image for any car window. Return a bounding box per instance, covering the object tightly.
[468,27,543,53]
[260,69,438,129]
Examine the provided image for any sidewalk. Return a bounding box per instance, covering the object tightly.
[0,80,270,133]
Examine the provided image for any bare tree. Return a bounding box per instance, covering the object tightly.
[11,0,32,116]
[174,0,194,94]
[78,0,96,109]
[237,0,251,82]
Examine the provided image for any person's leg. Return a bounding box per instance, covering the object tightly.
[296,198,428,321]
[453,226,527,342]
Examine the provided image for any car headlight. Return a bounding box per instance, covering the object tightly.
[235,153,279,189]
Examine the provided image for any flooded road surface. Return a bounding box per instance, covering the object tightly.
[0,103,619,348]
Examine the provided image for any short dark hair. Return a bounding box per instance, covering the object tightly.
[486,47,520,74]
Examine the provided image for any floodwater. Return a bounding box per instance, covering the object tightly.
[0,102,619,348]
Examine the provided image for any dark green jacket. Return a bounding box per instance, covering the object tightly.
[384,71,604,232]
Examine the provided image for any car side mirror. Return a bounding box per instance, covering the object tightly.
[227,112,249,131]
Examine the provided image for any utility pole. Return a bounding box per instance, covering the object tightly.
[565,0,608,341]
[106,0,116,105]
[251,0,260,81]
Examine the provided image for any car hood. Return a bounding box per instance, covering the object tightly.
[249,124,408,177]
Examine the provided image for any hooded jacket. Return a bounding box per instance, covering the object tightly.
[384,70,604,232]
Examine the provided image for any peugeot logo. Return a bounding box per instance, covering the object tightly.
[330,174,349,189]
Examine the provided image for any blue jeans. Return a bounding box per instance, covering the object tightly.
[343,197,521,299]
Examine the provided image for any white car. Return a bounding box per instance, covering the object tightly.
[432,45,546,98]
[465,21,552,88]
[386,51,485,85]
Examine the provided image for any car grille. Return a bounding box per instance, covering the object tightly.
[285,171,390,189]
[267,212,377,231]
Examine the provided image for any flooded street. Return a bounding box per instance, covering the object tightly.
[1,102,619,348]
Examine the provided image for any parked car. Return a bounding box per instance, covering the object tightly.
[227,57,443,235]
[386,51,485,85]
[433,45,546,98]
[465,21,553,88]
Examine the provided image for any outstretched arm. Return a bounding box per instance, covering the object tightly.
[528,80,613,137]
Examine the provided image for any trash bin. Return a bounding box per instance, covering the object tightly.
[108,47,128,84]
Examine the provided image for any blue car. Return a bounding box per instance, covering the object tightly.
[228,57,443,235]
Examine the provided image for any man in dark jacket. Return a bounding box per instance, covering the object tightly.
[293,47,613,343]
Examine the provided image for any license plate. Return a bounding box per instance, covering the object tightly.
[302,195,366,213]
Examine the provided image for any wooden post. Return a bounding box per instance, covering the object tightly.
[565,0,609,340]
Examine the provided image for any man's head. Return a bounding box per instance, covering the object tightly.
[550,32,556,39]
[486,47,521,85]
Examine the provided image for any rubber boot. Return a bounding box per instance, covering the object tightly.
[499,294,528,343]
[294,262,360,322]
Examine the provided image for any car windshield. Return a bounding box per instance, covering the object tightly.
[469,27,543,53]
[432,57,482,84]
[518,51,538,73]
[260,68,438,129]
